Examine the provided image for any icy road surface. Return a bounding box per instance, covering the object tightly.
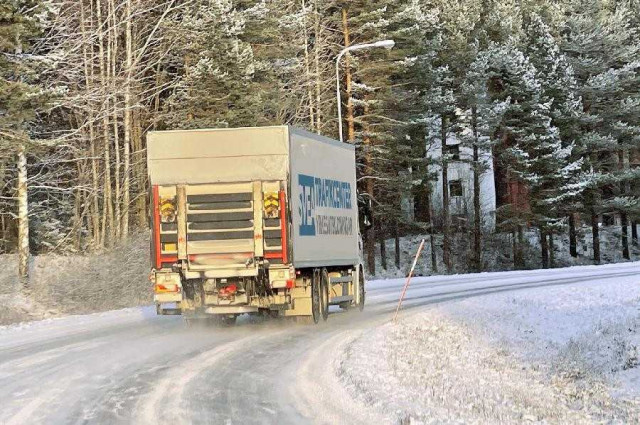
[0,262,638,424]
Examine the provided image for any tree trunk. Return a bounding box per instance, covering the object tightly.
[133,106,147,228]
[513,226,524,270]
[341,7,355,143]
[1,215,6,253]
[549,232,555,268]
[619,149,630,260]
[363,100,375,274]
[540,230,549,269]
[632,221,638,246]
[364,185,375,274]
[313,0,322,134]
[366,221,375,275]
[112,105,121,240]
[109,0,121,241]
[394,221,400,269]
[17,144,29,281]
[512,230,517,269]
[621,212,630,260]
[90,135,101,246]
[430,233,438,274]
[591,207,601,264]
[72,161,84,250]
[569,212,577,257]
[122,0,133,240]
[378,221,387,270]
[471,106,481,272]
[517,226,525,269]
[80,0,101,247]
[441,114,451,273]
[96,0,114,246]
[425,185,438,274]
[302,0,314,129]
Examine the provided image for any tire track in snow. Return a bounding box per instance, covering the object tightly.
[132,332,286,425]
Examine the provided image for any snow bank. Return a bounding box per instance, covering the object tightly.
[442,270,640,401]
[341,265,640,423]
[0,232,152,325]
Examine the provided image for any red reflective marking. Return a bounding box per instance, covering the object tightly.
[279,190,288,264]
[153,186,161,269]
[155,283,180,293]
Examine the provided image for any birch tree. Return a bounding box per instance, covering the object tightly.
[0,0,49,279]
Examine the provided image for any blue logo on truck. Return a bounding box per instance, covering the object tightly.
[298,174,353,237]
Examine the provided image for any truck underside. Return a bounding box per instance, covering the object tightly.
[151,181,364,324]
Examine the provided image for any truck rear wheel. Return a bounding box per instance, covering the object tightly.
[311,271,321,324]
[219,315,237,326]
[320,268,329,321]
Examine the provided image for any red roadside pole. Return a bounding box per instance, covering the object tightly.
[393,239,426,322]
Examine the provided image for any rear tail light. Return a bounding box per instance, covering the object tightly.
[219,284,238,297]
[154,283,181,293]
[286,279,295,289]
[159,197,177,223]
[263,192,280,218]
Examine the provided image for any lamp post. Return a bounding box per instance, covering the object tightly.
[335,39,395,143]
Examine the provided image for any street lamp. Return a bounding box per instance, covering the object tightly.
[336,39,395,143]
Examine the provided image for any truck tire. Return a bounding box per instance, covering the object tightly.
[320,268,329,321]
[358,266,365,312]
[311,270,321,324]
[220,315,237,326]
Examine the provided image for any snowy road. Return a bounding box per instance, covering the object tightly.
[1,262,638,424]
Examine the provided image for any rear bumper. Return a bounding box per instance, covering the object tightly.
[154,293,182,303]
[156,302,182,315]
[204,305,259,315]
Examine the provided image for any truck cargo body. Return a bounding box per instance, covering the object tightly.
[147,126,364,322]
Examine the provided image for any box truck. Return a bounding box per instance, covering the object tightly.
[147,126,365,324]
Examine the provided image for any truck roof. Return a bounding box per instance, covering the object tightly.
[147,125,353,185]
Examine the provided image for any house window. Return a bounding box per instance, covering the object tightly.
[449,180,463,197]
[602,214,615,226]
[444,144,460,160]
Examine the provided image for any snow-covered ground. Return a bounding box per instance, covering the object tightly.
[0,232,151,325]
[0,261,638,424]
[342,262,640,424]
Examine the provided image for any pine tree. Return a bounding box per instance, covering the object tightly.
[522,12,587,265]
[469,41,581,268]
[159,0,261,129]
[337,0,426,273]
[561,0,640,262]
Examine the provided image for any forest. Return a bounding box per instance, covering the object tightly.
[1,0,639,277]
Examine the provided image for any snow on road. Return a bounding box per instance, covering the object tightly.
[0,261,638,424]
